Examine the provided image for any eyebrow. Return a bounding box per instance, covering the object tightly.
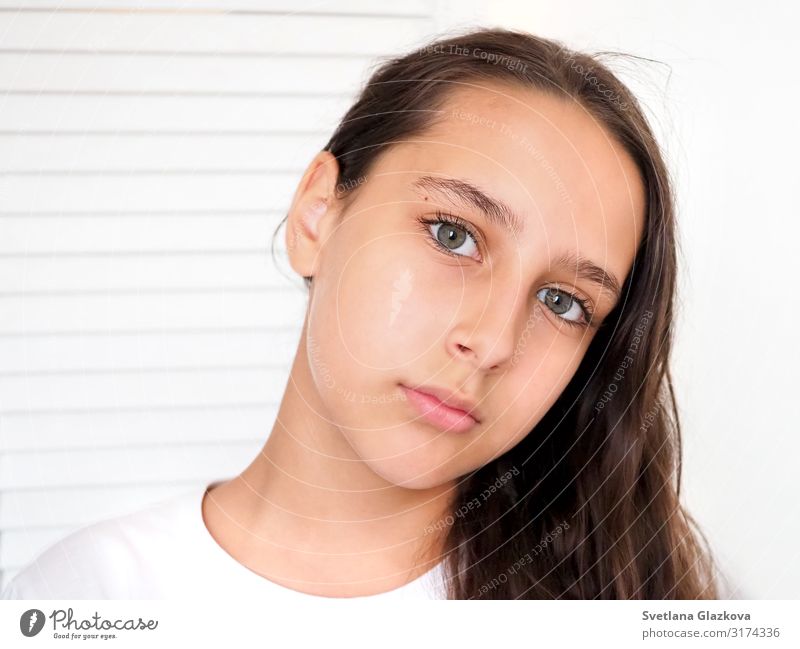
[411,175,525,238]
[552,250,623,304]
[411,174,623,304]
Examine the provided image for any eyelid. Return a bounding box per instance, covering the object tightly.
[539,284,596,329]
[434,210,483,247]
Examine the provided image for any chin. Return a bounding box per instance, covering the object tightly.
[362,457,455,490]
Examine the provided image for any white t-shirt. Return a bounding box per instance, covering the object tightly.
[1,481,447,600]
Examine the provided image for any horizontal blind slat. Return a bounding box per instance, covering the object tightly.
[0,174,298,211]
[0,366,294,412]
[0,441,261,489]
[0,54,371,93]
[0,253,297,292]
[0,13,430,54]
[0,404,279,452]
[0,290,309,333]
[0,213,286,254]
[0,94,350,131]
[0,1,432,16]
[0,134,322,172]
[0,328,299,374]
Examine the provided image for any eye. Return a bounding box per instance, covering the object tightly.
[416,211,482,261]
[536,287,594,329]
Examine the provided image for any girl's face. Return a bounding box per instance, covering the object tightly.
[288,82,645,490]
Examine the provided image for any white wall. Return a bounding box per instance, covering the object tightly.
[487,0,800,598]
[0,0,483,591]
[3,0,796,599]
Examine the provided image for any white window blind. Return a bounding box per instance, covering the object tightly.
[0,0,483,591]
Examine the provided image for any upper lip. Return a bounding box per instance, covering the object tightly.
[404,383,482,422]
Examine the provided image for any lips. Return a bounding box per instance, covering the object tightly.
[400,384,480,434]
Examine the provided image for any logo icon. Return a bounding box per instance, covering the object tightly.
[20,609,45,637]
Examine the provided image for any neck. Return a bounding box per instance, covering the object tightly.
[203,321,455,597]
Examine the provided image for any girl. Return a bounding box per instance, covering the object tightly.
[3,27,718,600]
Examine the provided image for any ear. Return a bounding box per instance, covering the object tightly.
[284,150,341,282]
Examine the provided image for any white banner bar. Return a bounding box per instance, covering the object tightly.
[1,599,798,648]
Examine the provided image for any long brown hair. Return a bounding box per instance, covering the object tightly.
[273,27,719,599]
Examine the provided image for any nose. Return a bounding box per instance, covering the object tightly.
[445,281,530,372]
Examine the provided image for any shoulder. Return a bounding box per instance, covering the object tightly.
[1,486,203,600]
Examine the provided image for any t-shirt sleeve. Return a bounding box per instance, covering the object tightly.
[1,576,21,599]
[1,561,65,600]
[2,489,202,600]
[0,521,139,599]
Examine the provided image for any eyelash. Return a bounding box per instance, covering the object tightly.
[415,211,595,329]
[539,286,595,329]
[417,210,484,261]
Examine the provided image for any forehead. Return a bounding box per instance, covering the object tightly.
[369,81,646,284]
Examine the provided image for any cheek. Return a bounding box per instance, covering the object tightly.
[515,330,586,402]
[306,230,440,398]
[329,233,469,368]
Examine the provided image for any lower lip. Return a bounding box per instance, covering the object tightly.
[400,385,479,434]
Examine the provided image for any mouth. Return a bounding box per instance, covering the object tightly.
[400,384,480,434]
